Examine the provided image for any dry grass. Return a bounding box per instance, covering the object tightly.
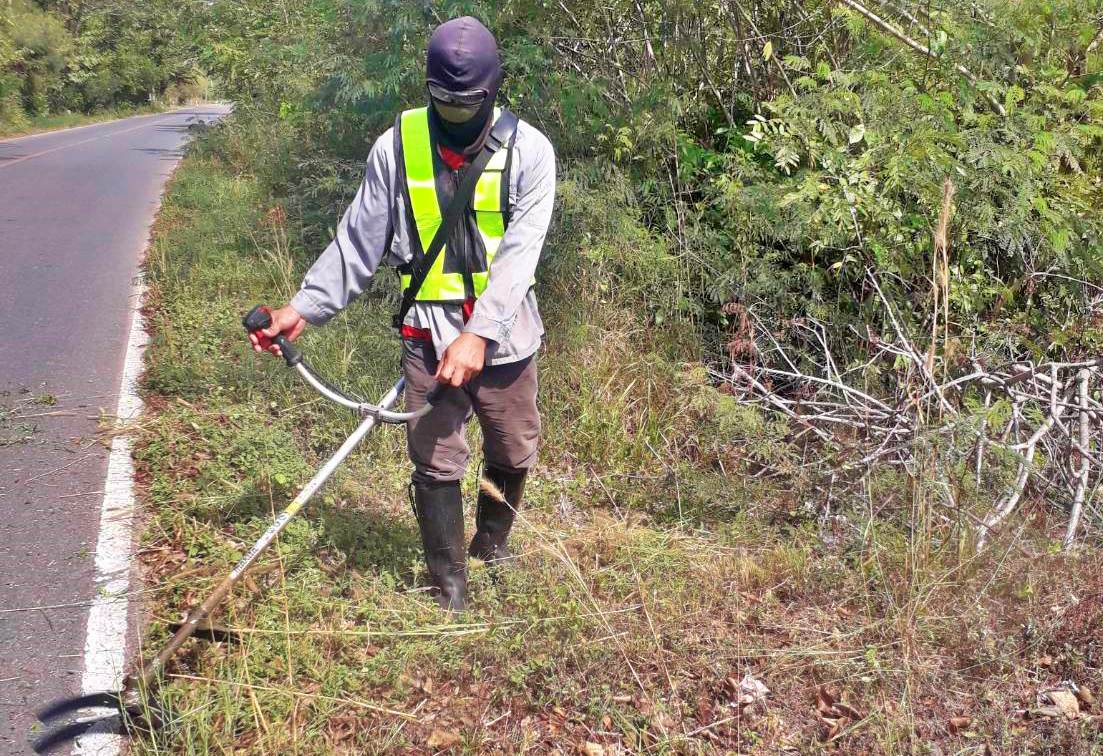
[127,139,1103,755]
[132,466,1103,754]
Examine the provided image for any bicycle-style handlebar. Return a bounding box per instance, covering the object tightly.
[242,305,443,423]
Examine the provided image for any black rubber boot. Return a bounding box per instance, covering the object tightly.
[412,480,467,612]
[469,465,527,565]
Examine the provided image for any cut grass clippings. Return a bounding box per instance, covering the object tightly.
[130,124,1103,754]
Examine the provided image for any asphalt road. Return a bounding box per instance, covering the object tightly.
[0,105,230,754]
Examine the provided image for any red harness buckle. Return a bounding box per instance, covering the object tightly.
[399,300,476,342]
[400,324,432,341]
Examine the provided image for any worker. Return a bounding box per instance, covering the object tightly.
[248,16,556,612]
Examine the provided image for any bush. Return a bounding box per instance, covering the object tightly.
[0,0,208,125]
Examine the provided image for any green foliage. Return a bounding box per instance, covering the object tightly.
[182,0,1103,371]
[148,1,1103,530]
[3,0,71,115]
[0,0,206,130]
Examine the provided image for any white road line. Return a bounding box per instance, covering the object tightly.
[0,102,230,146]
[74,280,148,756]
[0,115,180,170]
[0,110,169,145]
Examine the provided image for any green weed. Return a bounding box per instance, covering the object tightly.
[130,121,1103,754]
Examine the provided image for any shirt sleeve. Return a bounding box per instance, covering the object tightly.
[463,127,556,346]
[290,130,395,325]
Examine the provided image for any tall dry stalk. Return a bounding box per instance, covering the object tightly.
[927,178,954,381]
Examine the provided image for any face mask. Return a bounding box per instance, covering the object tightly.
[432,99,481,124]
[425,17,503,152]
[429,99,494,153]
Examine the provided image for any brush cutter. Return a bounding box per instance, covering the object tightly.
[32,305,442,752]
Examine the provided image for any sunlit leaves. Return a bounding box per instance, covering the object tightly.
[168,0,1103,372]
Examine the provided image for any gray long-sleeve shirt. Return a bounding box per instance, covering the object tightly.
[289,115,556,366]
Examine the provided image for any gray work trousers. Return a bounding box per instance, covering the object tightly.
[402,339,541,483]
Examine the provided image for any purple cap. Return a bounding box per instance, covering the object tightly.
[426,16,502,98]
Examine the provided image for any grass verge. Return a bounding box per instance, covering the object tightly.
[130,124,1103,754]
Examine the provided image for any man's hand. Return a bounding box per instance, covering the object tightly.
[435,332,488,387]
[249,304,306,357]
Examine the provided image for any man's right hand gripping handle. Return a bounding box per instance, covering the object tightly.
[243,305,307,367]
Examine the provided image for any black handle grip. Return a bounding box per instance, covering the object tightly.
[242,305,303,368]
[242,305,272,333]
[272,334,303,367]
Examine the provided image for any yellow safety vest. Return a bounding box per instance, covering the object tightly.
[397,106,510,302]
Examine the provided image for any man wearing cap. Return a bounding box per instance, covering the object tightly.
[248,17,555,612]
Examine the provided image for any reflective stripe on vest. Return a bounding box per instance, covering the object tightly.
[398,106,509,302]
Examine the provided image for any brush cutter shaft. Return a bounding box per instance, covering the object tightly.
[129,378,405,691]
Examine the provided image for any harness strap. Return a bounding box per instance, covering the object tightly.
[393,109,519,330]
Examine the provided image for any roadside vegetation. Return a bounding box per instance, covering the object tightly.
[0,102,168,138]
[132,1,1101,753]
[0,1,207,135]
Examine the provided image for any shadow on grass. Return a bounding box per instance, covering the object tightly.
[189,483,425,597]
[316,501,424,590]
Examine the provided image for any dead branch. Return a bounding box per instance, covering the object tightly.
[835,0,1007,116]
[722,302,1101,551]
[1065,368,1092,549]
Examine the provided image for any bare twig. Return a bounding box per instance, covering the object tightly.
[836,0,1007,116]
[724,306,1100,551]
[1065,368,1091,549]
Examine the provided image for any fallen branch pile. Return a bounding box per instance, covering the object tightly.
[716,269,1102,551]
